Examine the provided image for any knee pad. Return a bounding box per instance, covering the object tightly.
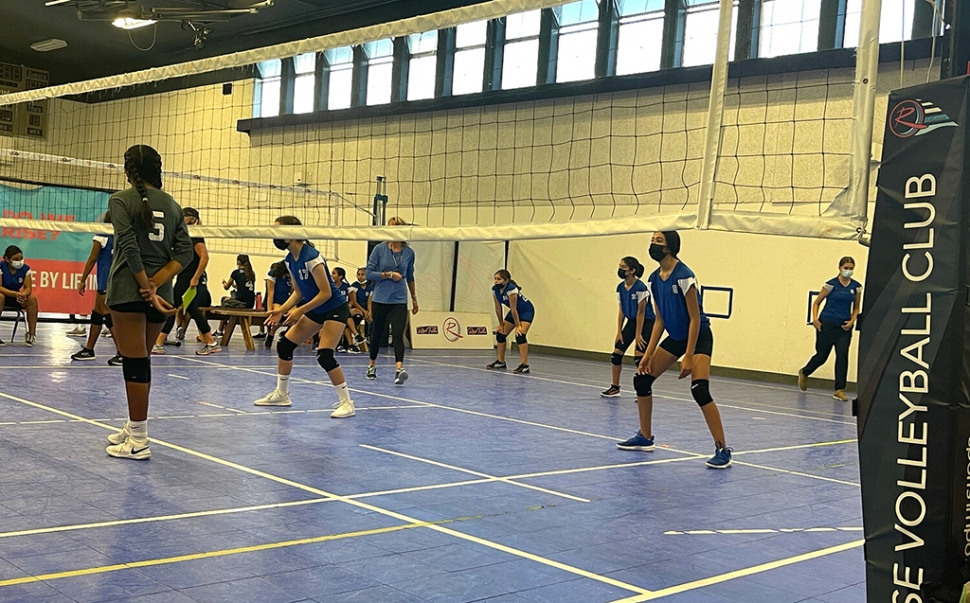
[634,355,643,367]
[103,313,113,329]
[633,373,656,397]
[496,332,507,344]
[90,311,105,327]
[316,347,340,372]
[610,352,623,366]
[277,335,298,361]
[691,379,714,407]
[515,333,527,345]
[121,356,151,384]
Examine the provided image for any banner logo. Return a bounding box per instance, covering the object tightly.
[467,326,489,335]
[443,317,462,343]
[415,325,438,335]
[889,98,958,138]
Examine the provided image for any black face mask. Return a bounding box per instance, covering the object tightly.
[648,244,667,262]
[273,239,289,251]
[617,268,629,279]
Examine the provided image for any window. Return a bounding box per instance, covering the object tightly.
[555,0,600,83]
[759,0,821,58]
[293,53,316,114]
[254,59,281,118]
[502,9,541,89]
[325,46,353,110]
[843,0,916,47]
[681,0,739,67]
[615,0,665,75]
[407,31,438,101]
[365,39,394,106]
[453,20,488,95]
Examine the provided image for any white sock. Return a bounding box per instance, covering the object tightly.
[335,382,352,404]
[277,374,290,394]
[129,420,147,442]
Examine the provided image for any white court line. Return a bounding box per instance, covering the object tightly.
[664,527,863,535]
[732,460,859,487]
[168,374,191,380]
[360,444,591,503]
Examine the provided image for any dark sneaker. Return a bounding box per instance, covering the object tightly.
[394,369,409,385]
[616,431,655,451]
[601,385,621,398]
[366,366,377,380]
[706,447,733,469]
[107,353,124,366]
[513,364,530,374]
[486,360,507,370]
[71,348,96,361]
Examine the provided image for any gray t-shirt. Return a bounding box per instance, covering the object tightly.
[106,187,194,306]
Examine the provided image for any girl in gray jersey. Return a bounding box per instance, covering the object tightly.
[104,145,194,461]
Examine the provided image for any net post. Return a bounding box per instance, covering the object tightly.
[696,0,733,231]
[846,0,882,229]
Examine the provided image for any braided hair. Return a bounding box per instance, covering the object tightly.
[123,145,163,232]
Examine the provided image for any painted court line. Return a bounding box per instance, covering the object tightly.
[732,460,860,487]
[0,389,653,596]
[360,444,592,503]
[664,527,863,535]
[167,374,190,380]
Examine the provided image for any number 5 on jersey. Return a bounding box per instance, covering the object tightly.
[149,210,165,242]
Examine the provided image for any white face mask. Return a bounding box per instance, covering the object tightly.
[9,260,23,270]
[841,269,854,279]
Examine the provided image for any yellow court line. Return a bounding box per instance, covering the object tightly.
[732,460,860,487]
[0,390,652,596]
[360,444,591,503]
[607,539,865,602]
[732,439,857,456]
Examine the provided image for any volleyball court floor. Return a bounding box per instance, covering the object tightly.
[0,324,863,603]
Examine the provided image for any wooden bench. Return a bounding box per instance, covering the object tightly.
[200,307,266,351]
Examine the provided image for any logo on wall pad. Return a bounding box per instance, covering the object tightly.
[415,326,438,335]
[889,98,958,138]
[466,326,489,335]
[443,317,462,343]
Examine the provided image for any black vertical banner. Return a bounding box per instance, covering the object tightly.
[858,76,970,602]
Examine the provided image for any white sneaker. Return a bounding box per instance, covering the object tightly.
[24,334,35,347]
[254,389,292,407]
[196,344,221,356]
[331,400,355,419]
[67,325,87,337]
[151,344,165,355]
[107,421,131,445]
[106,438,151,460]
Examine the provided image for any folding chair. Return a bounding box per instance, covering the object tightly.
[1,300,23,342]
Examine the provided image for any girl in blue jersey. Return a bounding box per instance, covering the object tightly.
[348,267,372,344]
[330,266,362,353]
[617,231,732,469]
[0,245,39,346]
[255,216,355,419]
[798,256,861,401]
[72,213,122,364]
[487,270,535,374]
[263,260,291,349]
[602,256,654,398]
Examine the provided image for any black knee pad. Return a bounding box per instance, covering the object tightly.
[316,347,340,372]
[496,332,507,344]
[610,352,623,366]
[691,379,714,407]
[90,311,105,327]
[277,335,298,361]
[103,313,113,329]
[515,333,527,345]
[121,356,151,384]
[633,372,656,397]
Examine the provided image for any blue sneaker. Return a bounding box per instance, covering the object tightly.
[707,447,733,469]
[616,431,655,451]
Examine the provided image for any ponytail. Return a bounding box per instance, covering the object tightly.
[123,145,163,232]
[622,256,645,278]
[237,254,256,284]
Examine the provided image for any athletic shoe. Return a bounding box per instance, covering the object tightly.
[254,389,292,407]
[331,400,355,418]
[601,385,621,398]
[66,325,87,337]
[71,348,96,361]
[797,369,807,391]
[394,369,408,385]
[176,327,186,341]
[833,390,849,401]
[264,334,274,349]
[486,361,507,370]
[366,366,377,380]
[706,447,733,469]
[24,334,35,347]
[213,330,223,338]
[103,331,112,339]
[336,345,348,354]
[151,344,165,355]
[513,364,530,375]
[106,439,151,460]
[354,334,365,346]
[163,338,181,347]
[0,337,5,346]
[196,344,221,356]
[348,344,361,354]
[616,431,655,451]
[253,332,267,340]
[107,421,131,445]
[107,353,123,366]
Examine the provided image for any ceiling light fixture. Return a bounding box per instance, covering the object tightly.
[112,17,158,30]
[44,0,72,6]
[30,38,68,52]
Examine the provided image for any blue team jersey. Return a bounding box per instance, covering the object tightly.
[647,261,710,341]
[617,279,654,321]
[819,277,861,323]
[93,235,113,292]
[0,261,31,293]
[349,280,372,308]
[284,244,345,313]
[493,280,534,316]
[267,268,291,305]
[336,281,350,300]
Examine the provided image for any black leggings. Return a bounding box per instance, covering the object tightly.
[370,302,408,363]
[161,278,212,336]
[802,321,852,390]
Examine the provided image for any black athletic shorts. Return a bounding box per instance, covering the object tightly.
[109,301,168,324]
[659,326,714,358]
[305,302,351,326]
[96,289,107,296]
[616,318,654,354]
